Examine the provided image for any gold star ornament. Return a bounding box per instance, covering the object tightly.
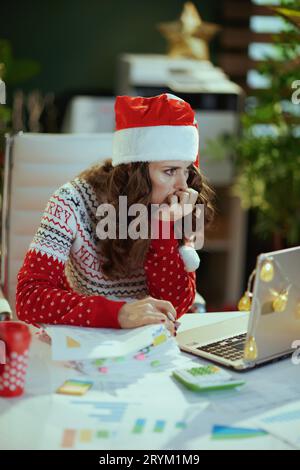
[157,2,220,61]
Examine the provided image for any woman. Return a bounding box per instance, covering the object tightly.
[16,94,214,335]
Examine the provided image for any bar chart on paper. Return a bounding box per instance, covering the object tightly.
[57,399,129,449]
[131,418,187,435]
[262,408,300,424]
[53,397,207,449]
[61,428,116,448]
[118,403,207,449]
[61,418,189,449]
[44,393,209,450]
[70,399,128,423]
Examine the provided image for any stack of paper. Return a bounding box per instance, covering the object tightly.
[73,338,183,391]
[45,323,186,391]
[45,323,169,361]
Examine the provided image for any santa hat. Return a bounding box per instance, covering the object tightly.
[112,93,199,167]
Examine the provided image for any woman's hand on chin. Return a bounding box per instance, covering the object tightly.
[156,188,199,222]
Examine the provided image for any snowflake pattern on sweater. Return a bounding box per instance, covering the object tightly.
[16,178,196,328]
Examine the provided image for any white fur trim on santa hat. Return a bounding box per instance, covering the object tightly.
[112,125,199,166]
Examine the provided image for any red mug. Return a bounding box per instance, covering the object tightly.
[0,321,31,398]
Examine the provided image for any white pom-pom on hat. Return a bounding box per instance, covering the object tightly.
[178,245,200,272]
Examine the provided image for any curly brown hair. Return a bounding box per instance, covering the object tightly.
[79,160,215,280]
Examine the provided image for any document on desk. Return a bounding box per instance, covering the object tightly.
[41,393,209,450]
[208,378,300,419]
[45,323,169,360]
[253,400,300,449]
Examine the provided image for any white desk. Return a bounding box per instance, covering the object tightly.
[0,312,299,450]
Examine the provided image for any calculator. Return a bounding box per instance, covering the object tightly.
[172,365,245,392]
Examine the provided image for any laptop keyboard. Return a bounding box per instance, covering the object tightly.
[197,333,247,362]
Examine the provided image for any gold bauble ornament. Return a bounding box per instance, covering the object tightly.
[244,336,258,361]
[260,260,274,282]
[238,292,252,312]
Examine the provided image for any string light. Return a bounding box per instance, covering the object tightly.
[238,269,256,312]
[244,336,258,361]
[239,254,299,363]
[259,258,274,283]
[238,293,252,311]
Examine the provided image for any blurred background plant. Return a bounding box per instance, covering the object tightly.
[205,0,300,249]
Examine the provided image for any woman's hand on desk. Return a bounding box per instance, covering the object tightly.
[118,296,177,336]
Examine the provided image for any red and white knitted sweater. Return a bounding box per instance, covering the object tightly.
[16,178,196,328]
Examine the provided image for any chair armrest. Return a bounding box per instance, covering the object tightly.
[0,287,13,320]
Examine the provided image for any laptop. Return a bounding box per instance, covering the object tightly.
[177,246,300,371]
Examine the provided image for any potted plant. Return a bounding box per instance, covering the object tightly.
[206,1,300,249]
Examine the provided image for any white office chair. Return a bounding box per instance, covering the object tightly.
[1,132,113,317]
[0,132,205,318]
